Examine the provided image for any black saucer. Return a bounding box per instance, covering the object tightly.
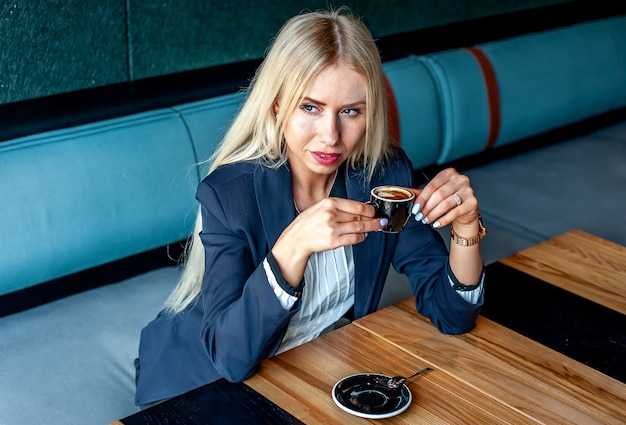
[332,373,412,419]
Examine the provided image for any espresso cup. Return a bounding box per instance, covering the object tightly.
[369,186,415,233]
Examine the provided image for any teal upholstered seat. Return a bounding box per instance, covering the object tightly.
[0,109,197,295]
[382,56,443,169]
[420,49,490,164]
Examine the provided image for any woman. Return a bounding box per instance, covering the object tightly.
[135,8,485,406]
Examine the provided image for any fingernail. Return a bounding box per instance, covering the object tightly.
[379,218,389,226]
[411,203,421,215]
[432,221,440,229]
[421,216,429,224]
[414,212,423,221]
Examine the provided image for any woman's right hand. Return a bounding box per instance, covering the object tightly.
[271,197,385,286]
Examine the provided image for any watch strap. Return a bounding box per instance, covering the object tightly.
[450,215,486,247]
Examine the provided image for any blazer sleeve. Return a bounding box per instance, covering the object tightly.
[387,151,482,334]
[394,220,482,334]
[195,179,299,382]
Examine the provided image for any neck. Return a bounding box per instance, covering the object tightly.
[292,169,338,212]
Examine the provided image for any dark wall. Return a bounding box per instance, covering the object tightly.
[1,0,572,105]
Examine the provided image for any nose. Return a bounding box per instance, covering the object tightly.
[319,113,340,145]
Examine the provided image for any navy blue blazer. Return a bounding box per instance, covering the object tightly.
[135,148,482,405]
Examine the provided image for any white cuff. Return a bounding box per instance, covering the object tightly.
[264,258,298,310]
[449,272,484,304]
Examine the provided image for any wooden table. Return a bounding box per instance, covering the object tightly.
[246,230,626,424]
[115,230,626,424]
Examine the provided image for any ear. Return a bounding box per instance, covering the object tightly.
[273,100,280,115]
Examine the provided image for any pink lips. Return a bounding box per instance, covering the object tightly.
[311,151,340,165]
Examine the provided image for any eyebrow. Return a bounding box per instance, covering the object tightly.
[302,96,366,108]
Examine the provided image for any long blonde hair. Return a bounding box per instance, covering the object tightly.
[164,7,392,313]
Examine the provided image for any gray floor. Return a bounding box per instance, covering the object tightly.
[1,120,625,425]
[0,267,179,425]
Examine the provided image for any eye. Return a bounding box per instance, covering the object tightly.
[341,108,361,116]
[300,104,319,114]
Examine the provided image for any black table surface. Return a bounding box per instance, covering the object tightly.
[482,261,626,383]
[121,378,304,425]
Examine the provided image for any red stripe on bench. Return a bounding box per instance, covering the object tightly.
[383,74,401,146]
[465,46,501,150]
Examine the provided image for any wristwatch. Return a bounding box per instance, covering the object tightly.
[450,215,487,246]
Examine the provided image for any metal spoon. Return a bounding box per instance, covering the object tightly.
[387,367,433,388]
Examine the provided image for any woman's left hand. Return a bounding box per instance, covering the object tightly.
[406,168,479,231]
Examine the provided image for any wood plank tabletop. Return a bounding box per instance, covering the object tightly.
[246,322,537,424]
[354,298,626,424]
[499,229,626,314]
[246,229,626,424]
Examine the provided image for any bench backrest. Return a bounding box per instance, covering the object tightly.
[2,15,624,297]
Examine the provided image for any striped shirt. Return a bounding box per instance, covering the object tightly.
[264,246,483,354]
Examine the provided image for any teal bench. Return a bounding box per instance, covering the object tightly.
[0,93,244,298]
[416,15,626,163]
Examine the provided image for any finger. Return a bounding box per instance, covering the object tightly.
[418,193,466,227]
[429,204,479,229]
[336,217,387,235]
[305,200,385,235]
[334,231,368,247]
[416,171,469,218]
[327,207,380,225]
[420,189,479,228]
[413,186,452,222]
[325,197,376,218]
[414,168,456,202]
[314,217,385,251]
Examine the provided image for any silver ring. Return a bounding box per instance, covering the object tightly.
[453,193,462,206]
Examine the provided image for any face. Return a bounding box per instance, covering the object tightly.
[279,64,367,184]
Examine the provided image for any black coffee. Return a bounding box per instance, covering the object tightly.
[374,187,412,201]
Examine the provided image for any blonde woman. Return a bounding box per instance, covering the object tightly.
[135,8,485,406]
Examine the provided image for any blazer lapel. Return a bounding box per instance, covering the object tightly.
[254,164,297,248]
